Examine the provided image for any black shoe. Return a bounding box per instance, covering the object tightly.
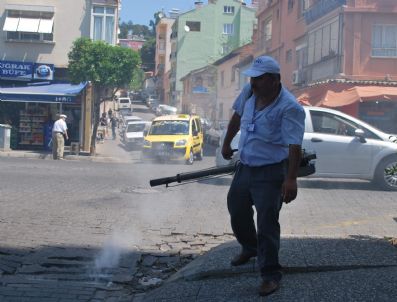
[259,280,280,296]
[230,251,257,266]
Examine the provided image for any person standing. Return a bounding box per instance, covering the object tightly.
[221,56,305,296]
[52,114,69,160]
[110,116,118,140]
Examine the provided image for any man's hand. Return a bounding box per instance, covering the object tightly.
[281,178,297,204]
[221,144,233,160]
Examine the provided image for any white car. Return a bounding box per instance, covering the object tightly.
[123,121,151,148]
[216,106,397,191]
[119,115,142,136]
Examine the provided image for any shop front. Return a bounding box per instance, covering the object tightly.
[296,83,397,134]
[0,82,88,151]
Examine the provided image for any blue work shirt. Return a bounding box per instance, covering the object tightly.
[232,83,305,167]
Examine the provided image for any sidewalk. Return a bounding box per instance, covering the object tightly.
[0,134,135,163]
[140,236,397,302]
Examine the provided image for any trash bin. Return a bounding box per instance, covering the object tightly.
[70,142,80,155]
[0,124,12,151]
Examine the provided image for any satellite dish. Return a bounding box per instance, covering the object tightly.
[158,12,164,19]
[184,25,190,32]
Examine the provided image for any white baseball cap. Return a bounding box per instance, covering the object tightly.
[60,114,67,119]
[243,56,280,78]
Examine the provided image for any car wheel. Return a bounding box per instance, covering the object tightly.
[374,155,397,191]
[186,150,194,165]
[196,146,204,161]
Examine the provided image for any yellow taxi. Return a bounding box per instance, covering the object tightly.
[142,114,204,164]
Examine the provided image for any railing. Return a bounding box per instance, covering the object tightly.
[304,0,346,24]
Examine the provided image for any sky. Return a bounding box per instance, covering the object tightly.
[120,0,201,26]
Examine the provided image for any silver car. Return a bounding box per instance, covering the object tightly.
[216,106,397,191]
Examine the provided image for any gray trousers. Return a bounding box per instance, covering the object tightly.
[227,162,285,281]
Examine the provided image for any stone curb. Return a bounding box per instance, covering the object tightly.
[0,151,139,164]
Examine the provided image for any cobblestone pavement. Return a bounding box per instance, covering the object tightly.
[0,150,396,301]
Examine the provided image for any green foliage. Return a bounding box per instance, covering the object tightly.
[130,68,145,91]
[140,37,156,71]
[118,21,153,39]
[68,37,141,89]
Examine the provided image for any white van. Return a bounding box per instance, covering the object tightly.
[118,97,131,110]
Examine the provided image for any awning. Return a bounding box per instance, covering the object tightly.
[3,16,53,33]
[320,86,397,107]
[38,18,53,34]
[0,82,87,104]
[297,85,397,107]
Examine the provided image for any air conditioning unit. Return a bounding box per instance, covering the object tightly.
[292,70,303,85]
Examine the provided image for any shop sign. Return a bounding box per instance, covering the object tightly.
[0,60,54,81]
[0,60,33,80]
[33,63,54,80]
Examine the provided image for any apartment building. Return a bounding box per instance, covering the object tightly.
[169,0,256,109]
[254,0,397,133]
[0,0,120,151]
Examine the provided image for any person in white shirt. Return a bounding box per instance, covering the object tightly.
[52,114,69,160]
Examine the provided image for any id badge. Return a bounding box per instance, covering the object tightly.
[247,123,255,132]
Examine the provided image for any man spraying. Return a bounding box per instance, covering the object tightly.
[221,56,305,296]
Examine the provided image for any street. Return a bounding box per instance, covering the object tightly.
[0,105,396,301]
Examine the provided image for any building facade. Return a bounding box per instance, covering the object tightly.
[0,0,120,151]
[169,0,257,109]
[254,0,397,133]
[155,16,175,104]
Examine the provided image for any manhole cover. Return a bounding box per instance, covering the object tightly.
[121,187,159,194]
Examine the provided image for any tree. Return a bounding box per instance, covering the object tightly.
[130,68,145,91]
[119,21,152,39]
[68,37,141,154]
[140,37,156,71]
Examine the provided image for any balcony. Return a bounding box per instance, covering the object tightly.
[304,0,346,25]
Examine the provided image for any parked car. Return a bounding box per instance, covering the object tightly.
[215,106,397,191]
[123,120,151,149]
[156,104,178,116]
[117,97,132,111]
[119,115,142,137]
[146,95,159,106]
[142,114,204,164]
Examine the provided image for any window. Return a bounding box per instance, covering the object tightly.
[299,0,310,18]
[3,9,54,42]
[307,20,339,65]
[222,44,230,54]
[310,111,379,139]
[91,5,116,44]
[223,24,234,35]
[261,18,272,49]
[224,6,235,14]
[288,0,294,12]
[296,45,308,69]
[186,21,201,32]
[221,71,225,87]
[372,25,397,57]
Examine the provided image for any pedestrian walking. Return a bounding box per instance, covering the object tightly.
[108,108,113,119]
[52,114,69,160]
[110,116,118,140]
[221,56,305,296]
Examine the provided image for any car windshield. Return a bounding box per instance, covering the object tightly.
[149,120,189,135]
[126,123,146,132]
[119,99,129,103]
